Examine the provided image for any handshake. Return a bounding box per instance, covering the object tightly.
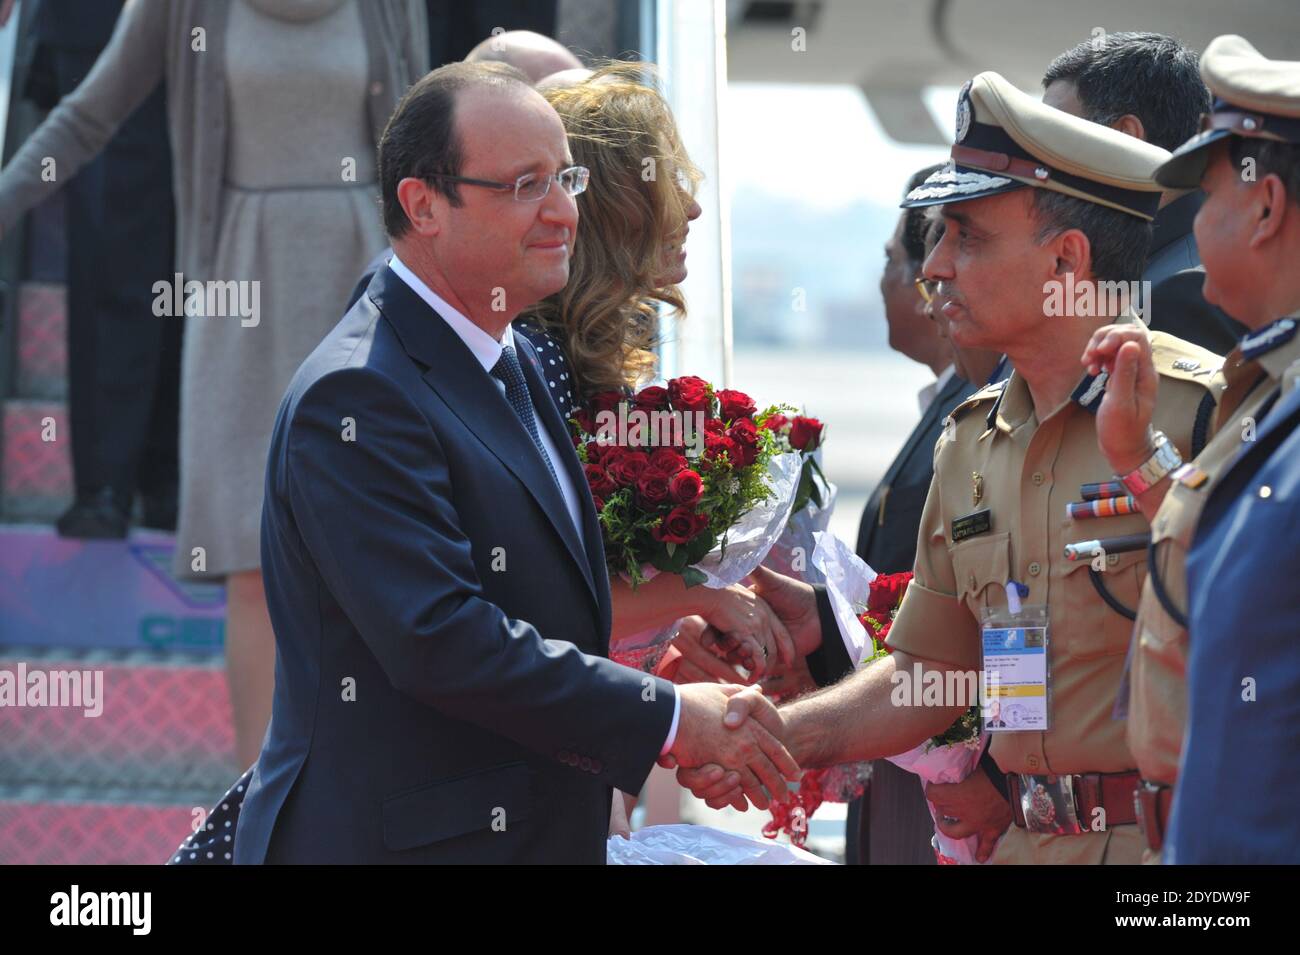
[658,682,802,811]
[656,565,826,811]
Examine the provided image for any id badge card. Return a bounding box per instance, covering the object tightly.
[980,604,1049,732]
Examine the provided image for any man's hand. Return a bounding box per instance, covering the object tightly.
[1080,323,1160,475]
[666,689,787,811]
[660,683,799,811]
[747,565,822,657]
[924,771,1014,863]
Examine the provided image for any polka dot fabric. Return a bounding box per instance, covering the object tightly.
[514,319,578,420]
[166,766,252,865]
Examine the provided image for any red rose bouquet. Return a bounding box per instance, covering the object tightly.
[572,376,802,590]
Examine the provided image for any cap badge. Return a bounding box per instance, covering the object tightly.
[956,81,973,143]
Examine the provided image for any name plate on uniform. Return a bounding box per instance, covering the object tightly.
[951,509,992,543]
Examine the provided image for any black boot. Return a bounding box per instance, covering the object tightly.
[56,487,130,539]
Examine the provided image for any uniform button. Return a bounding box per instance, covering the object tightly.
[590,759,603,774]
[569,754,581,767]
[557,750,570,763]
[1027,755,1039,769]
[1028,561,1041,576]
[579,756,592,772]
[1260,485,1273,499]
[1031,472,1044,486]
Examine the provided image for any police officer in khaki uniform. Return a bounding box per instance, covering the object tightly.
[674,72,1221,865]
[1081,35,1300,863]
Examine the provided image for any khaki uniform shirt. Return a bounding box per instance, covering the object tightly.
[885,317,1221,864]
[1128,317,1300,862]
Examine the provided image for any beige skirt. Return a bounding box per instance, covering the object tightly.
[171,182,385,579]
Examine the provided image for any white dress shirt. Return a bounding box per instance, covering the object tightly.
[388,254,585,534]
[386,255,680,756]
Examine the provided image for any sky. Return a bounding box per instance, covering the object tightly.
[722,82,958,210]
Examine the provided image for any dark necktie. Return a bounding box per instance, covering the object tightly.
[491,345,561,490]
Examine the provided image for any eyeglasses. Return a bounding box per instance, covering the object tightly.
[426,165,589,202]
[914,276,938,304]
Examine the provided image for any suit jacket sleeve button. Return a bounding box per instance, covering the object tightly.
[557,750,570,763]
[580,756,592,771]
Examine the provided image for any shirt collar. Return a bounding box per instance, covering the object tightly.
[987,310,1144,435]
[1247,311,1300,382]
[918,365,957,415]
[387,253,513,374]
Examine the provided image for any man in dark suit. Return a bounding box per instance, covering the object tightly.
[234,62,796,864]
[1042,31,1244,355]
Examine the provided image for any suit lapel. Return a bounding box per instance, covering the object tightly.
[514,338,613,642]
[367,268,603,622]
[859,374,970,559]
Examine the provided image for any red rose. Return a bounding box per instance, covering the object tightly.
[761,413,789,432]
[703,417,725,434]
[633,385,671,413]
[668,469,704,505]
[716,389,757,422]
[589,391,625,418]
[592,495,606,512]
[703,432,738,465]
[652,505,710,544]
[606,450,650,486]
[584,464,617,497]
[584,440,604,464]
[727,418,759,468]
[789,415,824,452]
[867,572,912,612]
[667,375,711,414]
[647,448,688,475]
[636,470,671,506]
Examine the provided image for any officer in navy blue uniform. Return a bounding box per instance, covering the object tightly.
[1148,35,1300,864]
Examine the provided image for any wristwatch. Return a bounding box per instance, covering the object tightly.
[1117,430,1183,495]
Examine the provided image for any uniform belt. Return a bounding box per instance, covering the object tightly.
[1133,780,1174,852]
[1007,771,1141,831]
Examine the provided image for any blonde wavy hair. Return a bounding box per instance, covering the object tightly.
[520,61,703,400]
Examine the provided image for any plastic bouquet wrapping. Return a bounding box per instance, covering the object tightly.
[761,414,836,586]
[883,709,987,865]
[572,377,802,672]
[607,824,834,865]
[761,532,904,847]
[803,533,990,863]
